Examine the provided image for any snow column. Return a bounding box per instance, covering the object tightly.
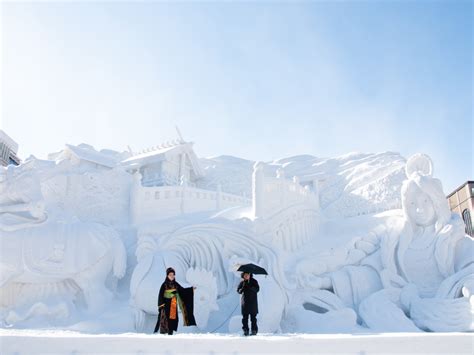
[180,174,188,214]
[130,172,142,225]
[252,162,265,219]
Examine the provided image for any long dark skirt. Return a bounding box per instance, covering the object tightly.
[154,306,179,335]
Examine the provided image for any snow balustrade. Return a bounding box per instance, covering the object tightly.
[130,163,320,251]
[252,163,319,219]
[130,175,251,225]
[252,162,320,251]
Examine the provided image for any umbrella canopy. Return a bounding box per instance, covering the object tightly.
[237,263,268,275]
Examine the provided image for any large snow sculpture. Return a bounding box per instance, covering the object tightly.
[130,223,287,332]
[0,163,127,324]
[297,154,474,332]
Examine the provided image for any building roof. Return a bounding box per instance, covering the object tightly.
[121,141,205,178]
[122,143,182,164]
[60,144,120,168]
[447,181,474,198]
[0,130,19,153]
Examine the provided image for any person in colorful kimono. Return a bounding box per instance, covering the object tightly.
[237,272,260,336]
[153,267,196,335]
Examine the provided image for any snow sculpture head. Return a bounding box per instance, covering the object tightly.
[401,154,451,232]
[185,268,219,329]
[0,162,47,231]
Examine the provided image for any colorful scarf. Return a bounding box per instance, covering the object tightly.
[164,288,179,319]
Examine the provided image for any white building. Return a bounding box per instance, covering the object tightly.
[122,140,204,187]
[0,130,21,166]
[47,137,205,189]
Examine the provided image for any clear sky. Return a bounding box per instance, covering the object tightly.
[1,1,472,192]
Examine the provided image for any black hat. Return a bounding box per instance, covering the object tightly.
[166,267,175,275]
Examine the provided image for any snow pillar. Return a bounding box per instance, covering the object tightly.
[179,153,186,180]
[277,168,286,206]
[293,176,300,204]
[252,162,265,219]
[130,172,142,225]
[180,175,188,214]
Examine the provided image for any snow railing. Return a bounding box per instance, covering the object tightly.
[130,174,251,225]
[251,162,320,251]
[252,162,319,219]
[141,174,180,187]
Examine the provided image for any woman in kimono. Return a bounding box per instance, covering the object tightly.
[153,267,196,335]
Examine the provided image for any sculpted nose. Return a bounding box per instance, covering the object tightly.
[416,208,424,214]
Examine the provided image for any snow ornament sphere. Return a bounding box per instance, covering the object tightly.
[405,153,433,179]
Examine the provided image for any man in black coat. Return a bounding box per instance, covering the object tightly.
[237,272,260,336]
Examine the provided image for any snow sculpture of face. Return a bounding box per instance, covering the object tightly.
[401,154,451,232]
[404,185,436,227]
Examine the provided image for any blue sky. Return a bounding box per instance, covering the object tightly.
[1,1,472,192]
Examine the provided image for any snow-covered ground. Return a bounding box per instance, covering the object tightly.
[1,329,472,355]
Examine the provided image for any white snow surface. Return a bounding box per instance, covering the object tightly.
[1,329,472,355]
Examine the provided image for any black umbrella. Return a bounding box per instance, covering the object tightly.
[237,263,268,275]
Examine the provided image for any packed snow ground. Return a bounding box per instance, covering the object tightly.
[1,329,472,354]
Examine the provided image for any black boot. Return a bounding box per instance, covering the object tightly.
[250,314,258,335]
[243,329,249,336]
